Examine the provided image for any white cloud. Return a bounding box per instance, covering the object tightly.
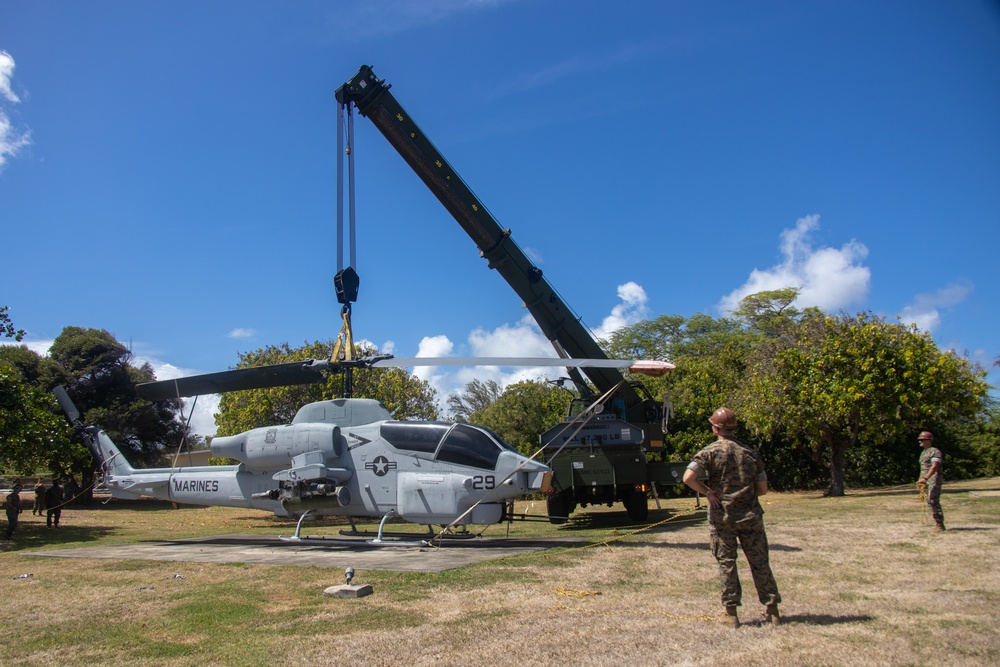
[178,394,220,440]
[133,355,220,438]
[0,51,20,103]
[488,40,665,99]
[409,283,648,417]
[718,215,871,314]
[523,246,544,265]
[468,314,553,357]
[591,281,650,341]
[416,334,454,358]
[227,327,256,339]
[336,0,522,41]
[0,50,31,170]
[899,282,972,334]
[0,338,55,356]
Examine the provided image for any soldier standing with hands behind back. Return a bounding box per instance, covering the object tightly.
[683,407,781,628]
[916,431,945,531]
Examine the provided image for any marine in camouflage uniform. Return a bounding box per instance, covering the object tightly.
[917,431,945,531]
[683,407,781,628]
[4,484,23,540]
[32,481,46,515]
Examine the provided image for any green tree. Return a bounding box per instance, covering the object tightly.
[728,289,831,489]
[0,361,75,475]
[956,398,1000,479]
[447,378,503,422]
[0,314,78,476]
[215,341,438,436]
[474,380,573,456]
[739,311,989,496]
[0,343,65,389]
[603,312,752,460]
[730,287,805,335]
[1,305,26,341]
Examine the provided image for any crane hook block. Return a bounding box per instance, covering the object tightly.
[335,267,360,305]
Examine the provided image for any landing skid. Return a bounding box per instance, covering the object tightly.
[280,509,431,547]
[337,514,476,541]
[339,527,477,541]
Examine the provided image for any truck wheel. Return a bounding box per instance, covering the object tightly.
[623,488,649,522]
[547,493,570,524]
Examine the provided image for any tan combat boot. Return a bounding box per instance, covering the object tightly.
[765,603,781,626]
[722,606,740,628]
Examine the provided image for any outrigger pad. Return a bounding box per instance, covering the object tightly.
[324,583,373,599]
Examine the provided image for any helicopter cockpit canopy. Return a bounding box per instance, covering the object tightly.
[381,421,517,471]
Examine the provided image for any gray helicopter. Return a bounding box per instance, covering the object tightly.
[55,355,668,542]
[54,380,549,539]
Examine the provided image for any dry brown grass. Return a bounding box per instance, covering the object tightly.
[1,478,998,667]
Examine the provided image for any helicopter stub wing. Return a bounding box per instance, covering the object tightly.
[135,359,333,400]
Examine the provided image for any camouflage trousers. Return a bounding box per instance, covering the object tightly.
[709,515,781,608]
[4,510,18,539]
[926,479,944,527]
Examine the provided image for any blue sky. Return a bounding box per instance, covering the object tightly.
[2,0,998,436]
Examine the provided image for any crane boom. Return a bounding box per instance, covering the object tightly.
[335,65,643,408]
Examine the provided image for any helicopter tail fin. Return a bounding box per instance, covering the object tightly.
[83,426,137,476]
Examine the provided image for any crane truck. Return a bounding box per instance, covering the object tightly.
[335,65,688,523]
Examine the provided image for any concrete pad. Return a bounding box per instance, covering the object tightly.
[23,533,584,572]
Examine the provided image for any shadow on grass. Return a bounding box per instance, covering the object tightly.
[0,522,118,553]
[942,526,996,532]
[944,487,1000,494]
[613,540,803,552]
[831,488,918,498]
[556,509,802,552]
[830,485,1000,500]
[557,508,707,532]
[65,497,185,512]
[775,613,874,626]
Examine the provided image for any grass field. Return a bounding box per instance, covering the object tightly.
[2,478,998,667]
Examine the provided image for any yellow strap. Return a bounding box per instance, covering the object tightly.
[330,308,354,363]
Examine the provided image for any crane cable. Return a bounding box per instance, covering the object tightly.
[332,100,358,368]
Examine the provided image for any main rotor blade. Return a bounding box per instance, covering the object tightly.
[136,359,332,400]
[372,357,638,369]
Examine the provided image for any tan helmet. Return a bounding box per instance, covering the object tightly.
[918,431,934,441]
[709,407,737,431]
